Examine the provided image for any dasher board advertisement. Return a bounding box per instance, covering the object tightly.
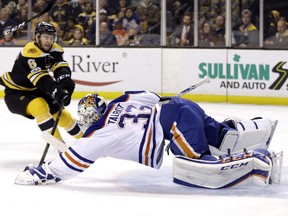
[65,48,162,92]
[176,49,288,98]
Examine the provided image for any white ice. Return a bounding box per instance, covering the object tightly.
[0,99,287,216]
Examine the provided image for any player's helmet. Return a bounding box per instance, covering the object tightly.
[77,94,107,127]
[35,22,56,40]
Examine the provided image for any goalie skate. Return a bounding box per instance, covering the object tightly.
[15,163,61,185]
[269,151,283,184]
[266,120,278,148]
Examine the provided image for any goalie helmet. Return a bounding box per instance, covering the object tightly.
[77,94,107,127]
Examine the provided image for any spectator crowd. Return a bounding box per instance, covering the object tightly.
[0,0,287,48]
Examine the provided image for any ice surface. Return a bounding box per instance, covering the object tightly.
[0,99,287,216]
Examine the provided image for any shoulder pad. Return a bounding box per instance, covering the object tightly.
[50,42,64,53]
[22,42,43,58]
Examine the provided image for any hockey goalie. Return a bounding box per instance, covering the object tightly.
[14,91,283,189]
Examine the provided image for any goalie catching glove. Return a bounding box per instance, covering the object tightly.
[15,163,61,185]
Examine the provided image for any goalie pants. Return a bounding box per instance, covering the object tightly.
[160,97,230,157]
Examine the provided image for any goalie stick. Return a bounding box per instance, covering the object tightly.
[0,0,56,38]
[160,75,211,106]
[41,131,68,152]
[176,75,210,98]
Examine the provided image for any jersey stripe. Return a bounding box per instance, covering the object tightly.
[139,107,160,168]
[171,122,201,159]
[139,112,151,166]
[64,152,89,169]
[150,108,158,166]
[51,61,69,71]
[27,71,50,86]
[144,128,152,166]
[60,154,82,172]
[60,147,94,172]
[1,72,36,91]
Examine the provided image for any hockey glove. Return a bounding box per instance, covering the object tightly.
[54,88,71,106]
[58,75,75,97]
[55,66,75,97]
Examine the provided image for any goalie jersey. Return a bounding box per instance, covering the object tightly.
[0,41,70,94]
[81,91,165,169]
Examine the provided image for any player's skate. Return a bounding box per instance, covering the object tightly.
[15,163,61,185]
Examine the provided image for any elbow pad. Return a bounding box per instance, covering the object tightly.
[54,66,71,83]
[27,70,57,95]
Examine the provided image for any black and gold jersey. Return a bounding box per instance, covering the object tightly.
[0,41,71,94]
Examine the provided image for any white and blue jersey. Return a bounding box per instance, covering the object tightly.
[48,91,225,180]
[49,91,165,180]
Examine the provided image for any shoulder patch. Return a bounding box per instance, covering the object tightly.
[22,42,43,58]
[27,48,38,54]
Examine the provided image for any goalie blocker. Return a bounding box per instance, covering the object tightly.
[173,149,283,189]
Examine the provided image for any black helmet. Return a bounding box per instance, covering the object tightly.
[35,22,56,37]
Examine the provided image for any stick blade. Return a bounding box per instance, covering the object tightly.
[41,131,68,153]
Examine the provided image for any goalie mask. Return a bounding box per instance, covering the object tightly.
[77,94,107,127]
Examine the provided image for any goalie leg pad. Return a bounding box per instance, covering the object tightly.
[173,150,273,189]
[210,119,277,156]
[251,150,272,187]
[209,129,239,156]
[234,118,273,152]
[269,151,284,184]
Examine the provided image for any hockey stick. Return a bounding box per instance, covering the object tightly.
[38,100,64,165]
[41,131,68,153]
[0,0,56,38]
[176,75,211,98]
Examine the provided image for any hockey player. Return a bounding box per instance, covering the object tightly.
[14,91,282,188]
[0,22,83,142]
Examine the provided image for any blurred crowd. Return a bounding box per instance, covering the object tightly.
[0,0,288,48]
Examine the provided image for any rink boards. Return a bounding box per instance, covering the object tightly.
[0,47,288,105]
